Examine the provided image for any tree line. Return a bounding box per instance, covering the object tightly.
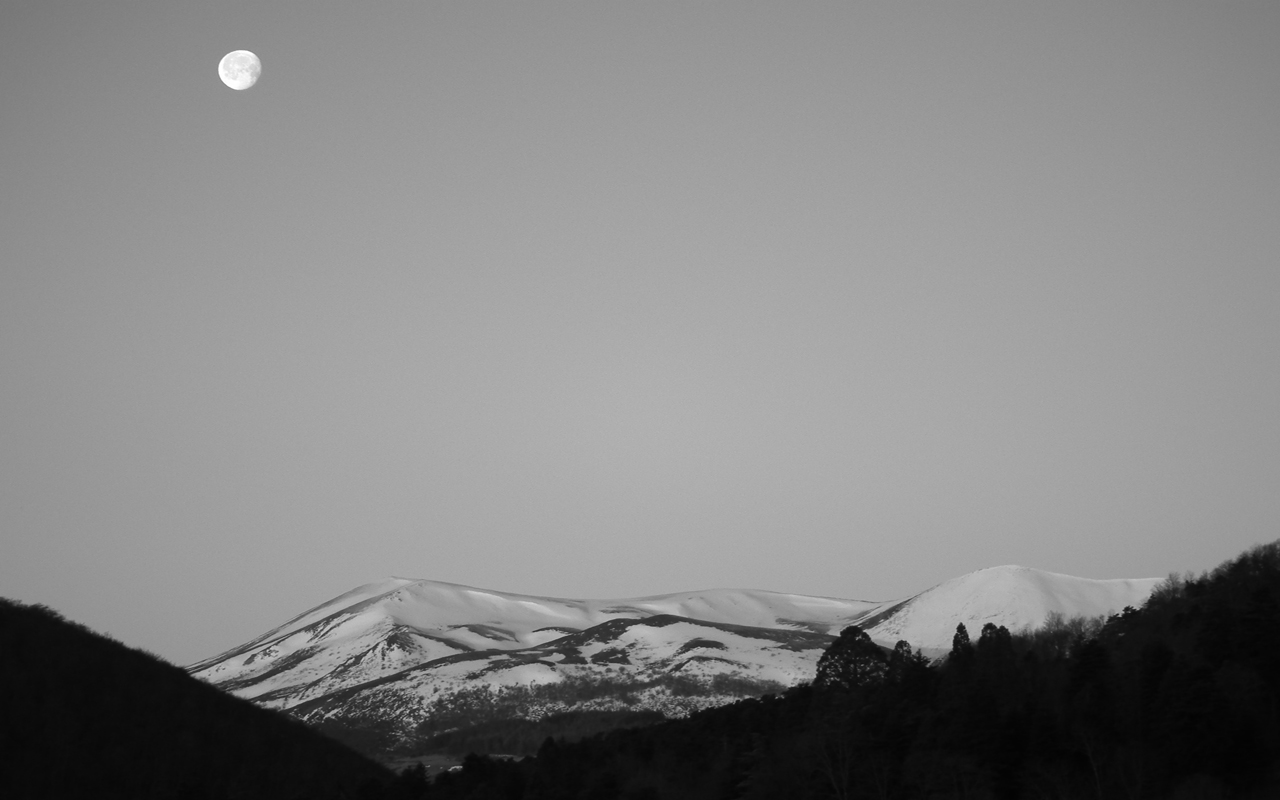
[395,540,1280,799]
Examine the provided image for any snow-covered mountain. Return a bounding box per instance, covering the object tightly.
[866,565,1163,653]
[189,567,1160,742]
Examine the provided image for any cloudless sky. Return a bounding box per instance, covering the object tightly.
[2,1,1278,666]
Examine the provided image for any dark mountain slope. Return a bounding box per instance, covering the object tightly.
[0,598,394,799]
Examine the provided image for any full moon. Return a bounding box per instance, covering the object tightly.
[218,50,261,91]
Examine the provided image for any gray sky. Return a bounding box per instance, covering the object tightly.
[3,0,1278,666]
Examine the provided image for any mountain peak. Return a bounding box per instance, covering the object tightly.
[189,565,1161,741]
[866,565,1162,654]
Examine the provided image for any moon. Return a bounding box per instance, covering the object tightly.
[218,50,261,91]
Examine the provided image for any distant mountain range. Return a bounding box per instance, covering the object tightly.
[188,566,1161,746]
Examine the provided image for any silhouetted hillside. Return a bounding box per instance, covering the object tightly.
[0,598,394,799]
[407,541,1280,799]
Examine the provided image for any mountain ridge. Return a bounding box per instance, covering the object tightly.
[189,565,1161,748]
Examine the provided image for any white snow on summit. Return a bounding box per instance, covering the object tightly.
[865,565,1161,656]
[188,565,1161,737]
[189,579,878,705]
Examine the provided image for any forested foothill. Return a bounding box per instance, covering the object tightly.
[397,541,1280,799]
[0,597,394,799]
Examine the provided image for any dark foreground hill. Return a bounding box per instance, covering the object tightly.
[409,541,1280,799]
[0,598,394,800]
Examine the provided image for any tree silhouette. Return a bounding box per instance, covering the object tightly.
[814,626,887,692]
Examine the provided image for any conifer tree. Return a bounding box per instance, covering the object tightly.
[814,626,887,692]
